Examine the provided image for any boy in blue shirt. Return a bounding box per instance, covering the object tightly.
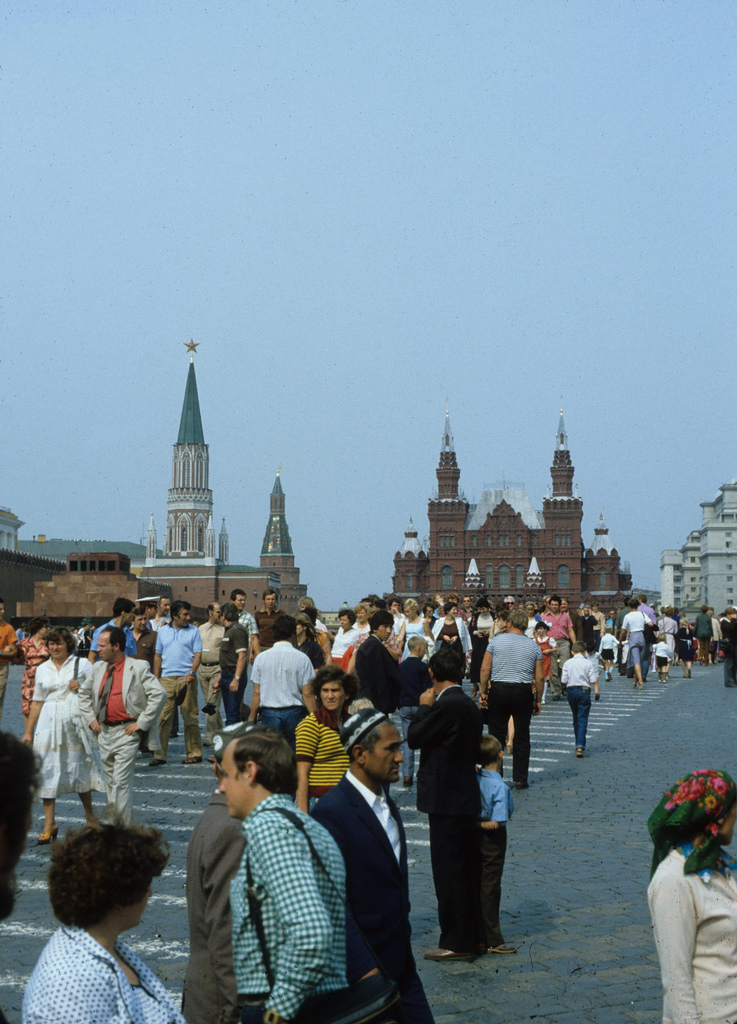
[477,733,517,953]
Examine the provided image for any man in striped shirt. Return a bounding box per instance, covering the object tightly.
[219,729,346,1024]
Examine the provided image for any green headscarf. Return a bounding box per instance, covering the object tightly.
[648,769,736,878]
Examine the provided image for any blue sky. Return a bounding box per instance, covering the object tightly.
[2,1,735,606]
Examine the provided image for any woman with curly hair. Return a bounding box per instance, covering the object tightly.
[648,769,737,1024]
[22,627,103,843]
[295,665,358,812]
[23,823,185,1024]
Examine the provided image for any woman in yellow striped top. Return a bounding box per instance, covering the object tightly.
[295,666,359,812]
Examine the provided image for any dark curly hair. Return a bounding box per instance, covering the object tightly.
[309,665,359,705]
[48,823,169,927]
[0,731,39,851]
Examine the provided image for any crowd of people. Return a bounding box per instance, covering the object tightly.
[1,584,737,1024]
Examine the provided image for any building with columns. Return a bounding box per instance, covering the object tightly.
[392,407,631,606]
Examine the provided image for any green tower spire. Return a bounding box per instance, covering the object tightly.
[177,360,205,445]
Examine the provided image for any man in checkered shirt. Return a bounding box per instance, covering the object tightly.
[218,728,347,1024]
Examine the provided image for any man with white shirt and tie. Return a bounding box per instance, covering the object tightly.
[312,708,435,1024]
[78,627,165,822]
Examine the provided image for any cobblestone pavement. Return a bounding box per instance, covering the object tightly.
[1,660,734,1023]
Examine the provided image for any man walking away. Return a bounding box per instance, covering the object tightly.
[249,614,315,749]
[408,647,483,961]
[480,609,543,789]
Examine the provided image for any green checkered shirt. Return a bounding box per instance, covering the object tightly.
[231,794,347,1020]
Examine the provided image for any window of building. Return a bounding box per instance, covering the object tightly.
[486,565,493,589]
[471,535,477,547]
[554,535,559,546]
[442,565,453,589]
[181,527,187,551]
[407,572,413,590]
[728,564,733,569]
[486,536,492,547]
[198,527,203,550]
[600,570,606,588]
[532,533,537,547]
[183,459,190,487]
[499,564,510,589]
[516,535,522,547]
[728,543,732,549]
[516,564,524,588]
[566,535,571,546]
[184,586,188,592]
[558,564,569,588]
[451,535,455,548]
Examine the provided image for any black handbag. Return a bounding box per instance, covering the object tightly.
[245,807,407,1024]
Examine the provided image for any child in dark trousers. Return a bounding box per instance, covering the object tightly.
[477,734,517,953]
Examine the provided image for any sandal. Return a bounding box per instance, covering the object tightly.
[182,756,203,765]
[488,944,518,954]
[37,824,58,845]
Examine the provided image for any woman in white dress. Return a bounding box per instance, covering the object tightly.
[22,627,104,843]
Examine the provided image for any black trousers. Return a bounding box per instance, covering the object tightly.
[478,827,507,948]
[487,682,534,785]
[428,813,481,953]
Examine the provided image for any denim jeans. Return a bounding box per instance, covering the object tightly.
[259,705,308,750]
[567,686,592,749]
[219,669,247,725]
[399,706,418,777]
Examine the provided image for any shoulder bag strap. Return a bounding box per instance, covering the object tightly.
[265,806,390,979]
[245,852,276,991]
[73,657,80,681]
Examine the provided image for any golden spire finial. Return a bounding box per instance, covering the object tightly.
[277,465,281,475]
[185,338,199,363]
[445,397,449,416]
[560,395,563,416]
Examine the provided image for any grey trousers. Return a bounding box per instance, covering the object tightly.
[99,725,140,823]
[198,664,223,743]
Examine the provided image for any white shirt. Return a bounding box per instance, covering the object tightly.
[561,655,599,689]
[344,769,401,863]
[623,611,646,635]
[331,626,359,658]
[251,641,313,708]
[654,642,672,661]
[648,849,737,1024]
[599,633,620,651]
[150,616,171,633]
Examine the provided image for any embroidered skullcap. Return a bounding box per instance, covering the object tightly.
[647,769,736,877]
[211,721,260,763]
[339,708,389,753]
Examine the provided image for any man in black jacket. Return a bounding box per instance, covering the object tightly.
[355,610,402,714]
[407,647,483,961]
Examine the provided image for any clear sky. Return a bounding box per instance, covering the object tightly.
[2,1,735,608]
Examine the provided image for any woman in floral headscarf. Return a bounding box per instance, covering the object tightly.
[647,769,737,1024]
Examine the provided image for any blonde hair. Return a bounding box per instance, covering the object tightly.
[353,602,370,618]
[403,598,419,614]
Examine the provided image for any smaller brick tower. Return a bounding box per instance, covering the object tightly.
[427,405,469,594]
[259,469,307,612]
[541,405,583,598]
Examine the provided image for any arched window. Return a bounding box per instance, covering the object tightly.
[198,527,203,551]
[406,572,413,591]
[181,526,187,551]
[516,535,522,547]
[516,564,524,588]
[499,564,510,589]
[558,564,569,588]
[486,565,493,589]
[600,570,606,589]
[442,566,453,589]
[486,536,492,547]
[183,459,190,487]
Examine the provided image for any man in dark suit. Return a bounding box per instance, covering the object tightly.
[312,708,434,1024]
[355,610,402,714]
[182,723,252,1024]
[407,646,484,960]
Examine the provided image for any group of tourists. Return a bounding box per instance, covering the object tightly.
[3,582,737,1024]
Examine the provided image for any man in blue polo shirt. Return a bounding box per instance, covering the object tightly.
[88,598,137,663]
[151,600,203,767]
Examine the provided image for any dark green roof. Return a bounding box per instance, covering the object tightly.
[271,472,283,495]
[261,513,293,556]
[177,362,205,445]
[17,539,161,559]
[218,564,262,574]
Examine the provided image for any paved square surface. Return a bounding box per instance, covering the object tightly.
[1,661,734,1022]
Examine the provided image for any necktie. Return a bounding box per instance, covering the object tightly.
[97,668,114,725]
[376,797,402,863]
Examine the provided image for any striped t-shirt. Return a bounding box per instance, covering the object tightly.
[487,633,541,684]
[295,712,350,796]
